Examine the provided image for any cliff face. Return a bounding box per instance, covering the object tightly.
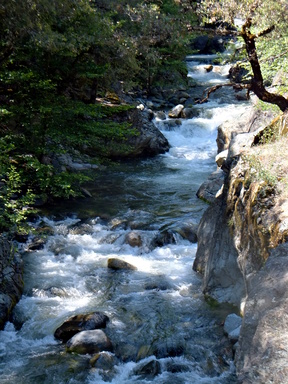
[193,107,288,383]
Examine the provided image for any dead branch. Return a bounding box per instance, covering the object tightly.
[197,83,250,104]
[192,13,288,111]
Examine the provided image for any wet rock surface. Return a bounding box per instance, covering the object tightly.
[54,312,109,342]
[0,237,23,330]
[66,329,113,354]
[107,258,137,271]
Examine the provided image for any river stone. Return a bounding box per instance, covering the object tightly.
[137,345,153,361]
[125,231,142,247]
[153,339,185,358]
[133,359,161,379]
[90,351,118,369]
[215,149,228,167]
[205,65,213,72]
[66,329,113,354]
[168,104,184,118]
[84,108,170,159]
[54,312,109,342]
[193,196,245,307]
[46,286,69,298]
[224,314,242,343]
[144,275,176,291]
[162,119,182,129]
[151,230,176,247]
[155,111,166,120]
[184,97,196,108]
[171,221,198,243]
[217,122,232,153]
[196,169,225,204]
[107,258,137,271]
[181,107,200,119]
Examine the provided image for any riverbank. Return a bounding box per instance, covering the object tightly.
[194,96,288,382]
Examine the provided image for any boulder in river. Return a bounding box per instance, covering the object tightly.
[117,108,170,158]
[125,231,143,247]
[181,107,200,119]
[66,329,113,354]
[224,313,242,343]
[107,258,137,271]
[54,312,109,342]
[90,351,118,369]
[196,169,225,204]
[133,358,161,380]
[168,104,184,118]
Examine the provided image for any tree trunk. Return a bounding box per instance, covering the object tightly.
[241,19,288,112]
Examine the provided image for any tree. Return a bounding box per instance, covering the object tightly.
[0,0,200,232]
[196,1,288,112]
[240,16,288,112]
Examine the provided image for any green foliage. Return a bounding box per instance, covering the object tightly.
[197,0,288,94]
[0,0,201,233]
[0,136,90,233]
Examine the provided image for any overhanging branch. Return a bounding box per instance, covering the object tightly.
[197,83,250,104]
[240,17,288,112]
[192,13,288,112]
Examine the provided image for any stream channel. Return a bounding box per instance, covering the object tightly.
[0,54,249,383]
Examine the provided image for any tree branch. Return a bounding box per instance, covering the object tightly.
[197,83,250,104]
[240,18,288,112]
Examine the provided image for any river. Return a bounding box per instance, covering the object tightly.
[0,55,248,383]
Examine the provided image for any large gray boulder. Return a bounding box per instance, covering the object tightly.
[120,109,170,158]
[193,196,245,307]
[196,169,225,204]
[236,243,288,383]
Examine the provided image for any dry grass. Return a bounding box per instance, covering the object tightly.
[248,136,288,191]
[244,135,288,233]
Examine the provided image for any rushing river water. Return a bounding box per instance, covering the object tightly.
[0,55,248,383]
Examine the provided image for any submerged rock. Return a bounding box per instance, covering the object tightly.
[154,111,166,120]
[125,231,143,247]
[181,107,200,119]
[133,359,161,379]
[54,312,109,342]
[90,351,118,369]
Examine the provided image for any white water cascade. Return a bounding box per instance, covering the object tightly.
[0,55,249,384]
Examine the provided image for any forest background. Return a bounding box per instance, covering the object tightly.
[0,0,287,234]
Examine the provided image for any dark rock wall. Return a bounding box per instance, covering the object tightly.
[0,237,23,329]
